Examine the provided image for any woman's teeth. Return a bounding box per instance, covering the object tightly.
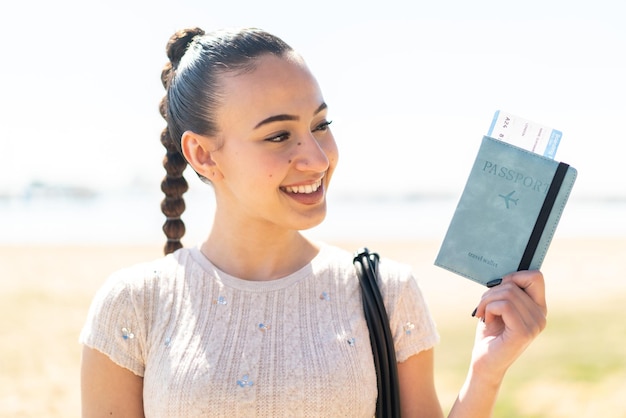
[283,180,322,194]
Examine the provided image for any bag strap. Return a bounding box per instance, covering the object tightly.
[353,248,401,418]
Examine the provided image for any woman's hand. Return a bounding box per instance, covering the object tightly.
[470,270,548,382]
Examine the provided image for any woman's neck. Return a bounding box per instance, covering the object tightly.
[199,224,319,281]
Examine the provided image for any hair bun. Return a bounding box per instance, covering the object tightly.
[166,27,205,68]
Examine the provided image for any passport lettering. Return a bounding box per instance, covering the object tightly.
[482,160,549,194]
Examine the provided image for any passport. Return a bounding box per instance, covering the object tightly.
[434,136,577,286]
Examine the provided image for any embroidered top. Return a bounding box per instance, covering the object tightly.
[79,244,439,417]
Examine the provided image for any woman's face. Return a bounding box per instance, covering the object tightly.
[205,53,338,232]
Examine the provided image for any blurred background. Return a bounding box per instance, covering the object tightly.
[1,0,625,245]
[1,1,625,417]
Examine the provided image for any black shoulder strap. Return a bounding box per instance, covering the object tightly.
[353,248,401,418]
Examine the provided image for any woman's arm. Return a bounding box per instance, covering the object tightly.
[80,346,145,418]
[450,270,547,417]
[399,270,546,418]
[398,348,445,418]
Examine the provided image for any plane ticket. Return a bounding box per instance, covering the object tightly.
[487,110,562,159]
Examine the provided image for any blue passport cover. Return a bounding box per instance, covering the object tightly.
[435,136,577,286]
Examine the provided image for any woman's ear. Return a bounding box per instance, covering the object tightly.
[180,131,223,181]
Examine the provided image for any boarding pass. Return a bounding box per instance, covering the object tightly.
[487,110,562,159]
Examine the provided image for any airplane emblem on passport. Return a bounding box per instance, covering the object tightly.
[499,190,519,209]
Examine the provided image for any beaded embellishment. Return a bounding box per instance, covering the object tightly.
[213,296,227,305]
[237,374,254,388]
[121,327,135,340]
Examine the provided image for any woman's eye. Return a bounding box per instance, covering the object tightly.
[265,132,290,143]
[313,120,333,132]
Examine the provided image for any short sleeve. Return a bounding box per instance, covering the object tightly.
[79,267,147,376]
[378,261,440,363]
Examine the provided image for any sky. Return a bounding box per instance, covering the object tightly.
[1,0,625,199]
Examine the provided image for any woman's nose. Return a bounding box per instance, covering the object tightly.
[293,133,333,172]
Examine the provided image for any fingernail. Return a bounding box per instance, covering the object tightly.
[471,307,477,317]
[486,278,503,288]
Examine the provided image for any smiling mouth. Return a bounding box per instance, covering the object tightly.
[281,179,323,194]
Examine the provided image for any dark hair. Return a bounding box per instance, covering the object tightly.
[159,27,294,254]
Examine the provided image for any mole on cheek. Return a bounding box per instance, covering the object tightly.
[297,142,301,146]
[288,159,292,163]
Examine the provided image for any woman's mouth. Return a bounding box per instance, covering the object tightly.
[282,179,322,194]
[280,178,325,205]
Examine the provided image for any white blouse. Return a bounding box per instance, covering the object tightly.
[80,244,439,417]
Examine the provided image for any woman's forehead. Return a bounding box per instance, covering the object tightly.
[216,54,326,126]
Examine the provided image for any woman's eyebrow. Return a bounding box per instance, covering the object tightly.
[314,102,328,115]
[254,114,298,129]
[253,102,328,129]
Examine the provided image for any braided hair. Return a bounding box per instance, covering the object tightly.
[159,27,294,254]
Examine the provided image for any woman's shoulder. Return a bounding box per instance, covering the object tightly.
[314,242,415,284]
[83,248,198,332]
[97,247,195,295]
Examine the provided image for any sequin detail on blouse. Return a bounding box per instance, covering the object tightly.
[121,327,135,340]
[403,322,415,335]
[237,374,254,388]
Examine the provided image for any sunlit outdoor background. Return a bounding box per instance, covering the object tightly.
[1,1,625,416]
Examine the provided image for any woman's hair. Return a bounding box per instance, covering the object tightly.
[159,27,294,254]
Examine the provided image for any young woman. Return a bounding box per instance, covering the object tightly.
[80,27,547,417]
